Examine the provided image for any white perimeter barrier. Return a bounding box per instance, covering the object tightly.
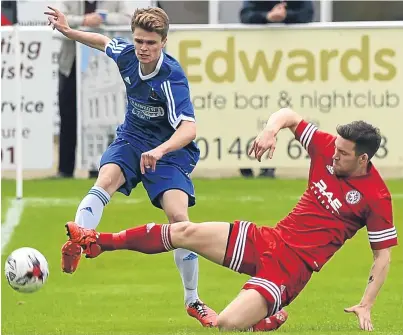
[75,22,403,175]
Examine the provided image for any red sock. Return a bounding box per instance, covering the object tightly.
[97,223,174,254]
[252,309,288,332]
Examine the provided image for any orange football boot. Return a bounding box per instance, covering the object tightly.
[65,222,103,258]
[186,300,218,327]
[61,240,82,273]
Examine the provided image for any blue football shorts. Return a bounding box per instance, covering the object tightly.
[99,137,196,208]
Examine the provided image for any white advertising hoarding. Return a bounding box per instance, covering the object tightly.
[16,0,61,134]
[166,26,403,169]
[1,28,53,170]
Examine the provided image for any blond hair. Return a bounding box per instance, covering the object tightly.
[131,7,169,39]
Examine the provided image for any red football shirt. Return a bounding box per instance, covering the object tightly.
[274,120,398,271]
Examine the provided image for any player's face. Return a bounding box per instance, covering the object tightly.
[133,28,166,65]
[332,136,364,177]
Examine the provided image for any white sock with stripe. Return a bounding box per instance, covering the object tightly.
[174,248,200,306]
[74,186,110,229]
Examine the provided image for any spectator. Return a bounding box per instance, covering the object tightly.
[240,0,314,24]
[239,1,313,178]
[56,1,130,178]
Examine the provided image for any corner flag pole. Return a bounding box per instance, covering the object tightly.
[14,22,23,200]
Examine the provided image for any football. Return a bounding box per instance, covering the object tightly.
[4,247,49,293]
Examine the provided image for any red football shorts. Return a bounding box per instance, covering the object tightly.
[223,220,313,315]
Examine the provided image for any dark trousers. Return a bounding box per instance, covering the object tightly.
[58,61,77,176]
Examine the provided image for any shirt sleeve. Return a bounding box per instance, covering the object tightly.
[284,1,314,24]
[104,37,133,65]
[294,120,335,158]
[239,1,268,24]
[160,80,195,129]
[366,192,398,250]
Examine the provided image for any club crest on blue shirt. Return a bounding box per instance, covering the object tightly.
[128,97,164,119]
[149,88,160,101]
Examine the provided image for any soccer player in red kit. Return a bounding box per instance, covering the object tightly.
[65,108,397,332]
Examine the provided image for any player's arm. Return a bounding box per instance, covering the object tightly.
[345,192,397,331]
[140,121,196,174]
[140,80,197,174]
[158,121,196,155]
[45,6,110,52]
[249,108,302,161]
[344,248,391,332]
[250,107,336,161]
[262,107,302,135]
[360,248,391,308]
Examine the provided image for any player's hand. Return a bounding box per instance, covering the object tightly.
[44,6,70,34]
[140,148,164,174]
[248,129,277,162]
[344,304,374,331]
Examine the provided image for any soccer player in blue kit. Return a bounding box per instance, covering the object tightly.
[45,6,217,326]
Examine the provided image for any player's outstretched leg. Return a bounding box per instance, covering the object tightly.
[65,219,233,327]
[65,220,289,330]
[61,163,124,273]
[66,221,290,331]
[66,220,230,263]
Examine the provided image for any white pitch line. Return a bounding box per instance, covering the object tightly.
[1,199,25,254]
[22,197,145,206]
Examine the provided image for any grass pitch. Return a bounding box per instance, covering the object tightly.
[1,178,402,335]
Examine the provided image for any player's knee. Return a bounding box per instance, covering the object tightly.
[95,174,115,195]
[217,315,243,331]
[170,221,198,245]
[95,165,124,195]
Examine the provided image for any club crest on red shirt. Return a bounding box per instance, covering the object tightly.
[345,190,361,205]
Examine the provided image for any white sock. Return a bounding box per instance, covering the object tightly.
[174,248,200,306]
[74,186,110,229]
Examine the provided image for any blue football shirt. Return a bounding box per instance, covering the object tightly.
[105,37,200,166]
